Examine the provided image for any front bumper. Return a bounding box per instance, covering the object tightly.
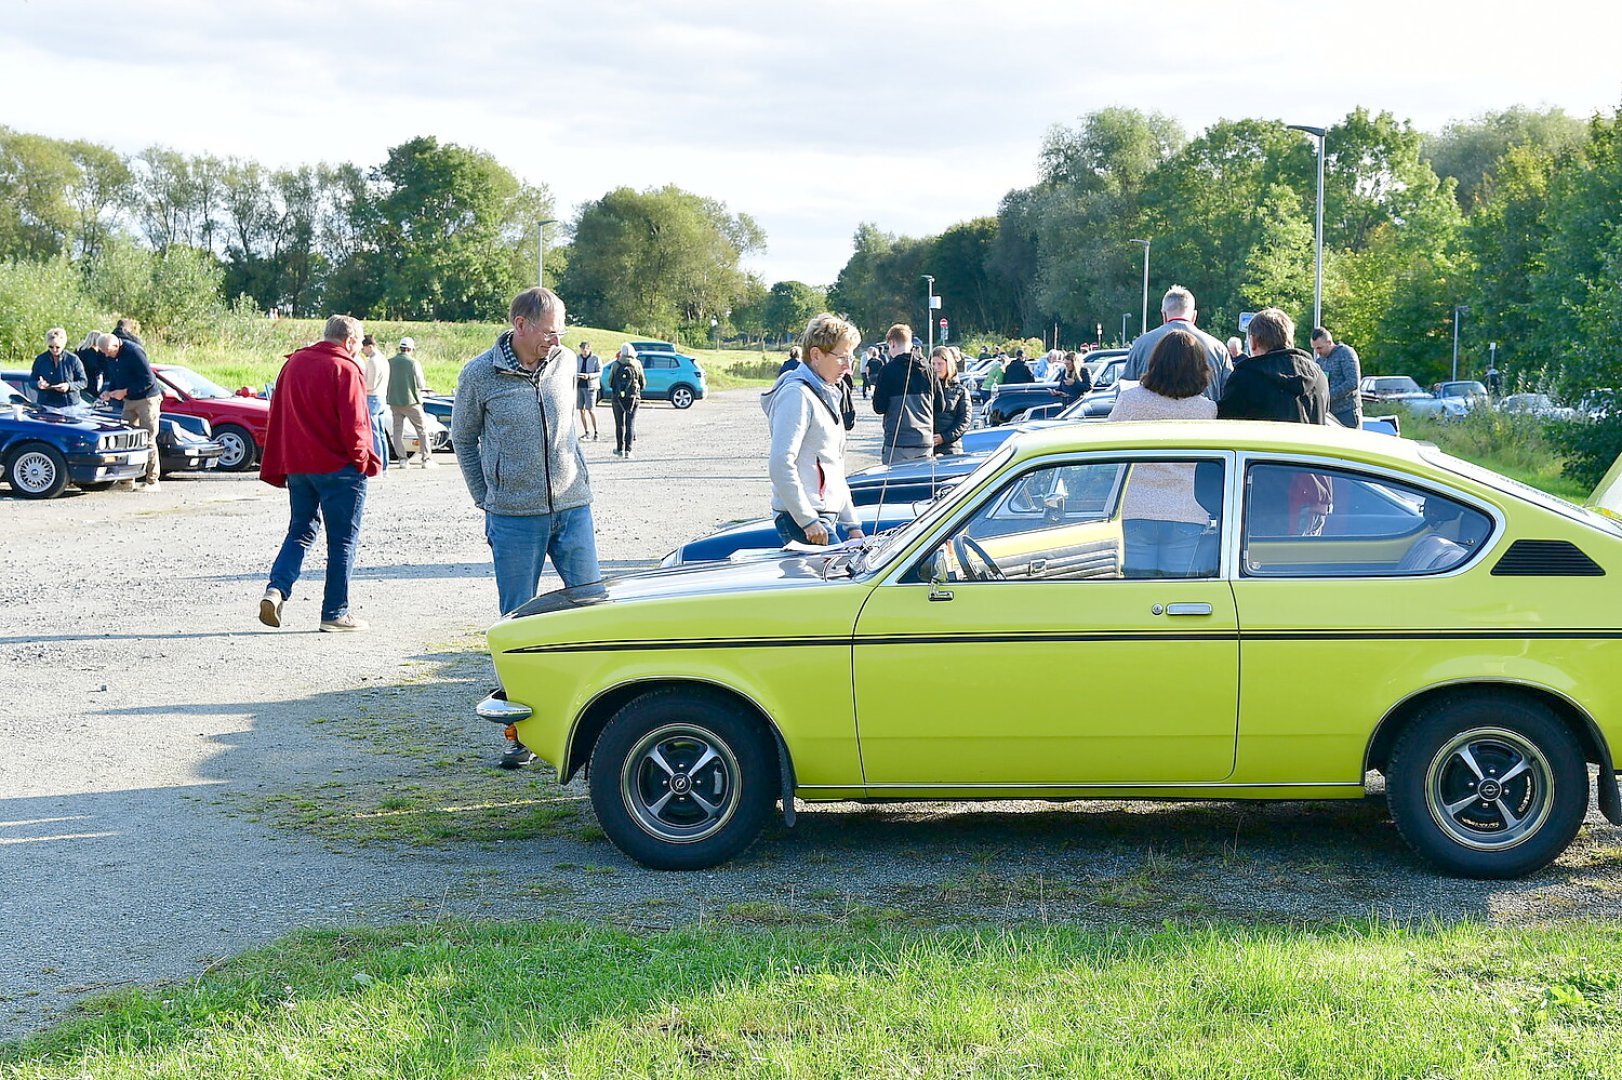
[477,691,533,725]
[67,450,148,483]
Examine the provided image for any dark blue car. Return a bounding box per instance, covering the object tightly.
[2,371,225,476]
[1,385,150,498]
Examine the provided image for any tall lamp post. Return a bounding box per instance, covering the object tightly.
[1121,314,1129,346]
[1128,239,1150,338]
[1286,124,1326,330]
[711,316,720,353]
[1451,305,1469,382]
[536,218,557,288]
[922,275,937,354]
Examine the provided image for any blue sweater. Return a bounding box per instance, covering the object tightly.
[106,339,160,400]
[31,351,88,408]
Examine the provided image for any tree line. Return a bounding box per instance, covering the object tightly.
[0,128,770,346]
[828,104,1620,395]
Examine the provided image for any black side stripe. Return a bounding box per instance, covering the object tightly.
[504,627,1622,655]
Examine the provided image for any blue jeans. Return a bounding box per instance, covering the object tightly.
[367,394,389,472]
[485,505,601,615]
[1122,519,1211,579]
[774,512,853,545]
[268,467,368,620]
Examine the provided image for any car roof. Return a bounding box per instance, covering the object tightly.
[1005,419,1437,471]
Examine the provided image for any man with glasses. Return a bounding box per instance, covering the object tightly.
[453,287,601,768]
[32,327,87,409]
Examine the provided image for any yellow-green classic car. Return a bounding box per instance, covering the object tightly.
[479,421,1622,877]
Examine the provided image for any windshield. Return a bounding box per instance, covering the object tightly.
[1420,445,1622,538]
[1376,377,1423,393]
[161,367,234,400]
[862,444,1018,573]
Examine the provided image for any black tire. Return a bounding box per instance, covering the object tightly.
[5,443,71,499]
[215,424,257,471]
[588,689,775,870]
[1387,692,1587,878]
[669,384,696,410]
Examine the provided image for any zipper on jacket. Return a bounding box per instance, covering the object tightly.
[534,365,555,515]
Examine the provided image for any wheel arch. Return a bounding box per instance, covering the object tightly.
[1365,679,1614,778]
[563,677,793,811]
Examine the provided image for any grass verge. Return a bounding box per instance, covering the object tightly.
[4,919,1619,1077]
[159,317,781,395]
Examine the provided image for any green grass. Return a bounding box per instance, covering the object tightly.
[158,317,782,394]
[1378,407,1588,500]
[5,920,1620,1077]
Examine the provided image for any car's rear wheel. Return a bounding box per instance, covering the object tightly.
[588,689,774,869]
[1387,693,1587,878]
[669,384,696,410]
[5,443,70,499]
[215,424,257,471]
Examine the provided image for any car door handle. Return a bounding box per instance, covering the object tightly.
[1161,602,1213,616]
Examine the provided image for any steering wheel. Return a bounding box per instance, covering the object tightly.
[952,534,1006,582]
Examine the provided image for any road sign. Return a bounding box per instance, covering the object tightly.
[1239,311,1256,332]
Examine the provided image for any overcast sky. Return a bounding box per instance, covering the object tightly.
[5,0,1619,287]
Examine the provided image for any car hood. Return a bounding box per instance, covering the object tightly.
[508,552,857,617]
[1,404,135,435]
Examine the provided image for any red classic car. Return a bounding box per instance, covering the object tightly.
[154,365,270,471]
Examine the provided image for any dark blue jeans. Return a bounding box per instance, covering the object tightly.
[773,512,849,546]
[268,466,368,621]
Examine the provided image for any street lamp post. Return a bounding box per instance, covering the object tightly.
[536,218,557,288]
[923,275,937,354]
[1121,314,1129,346]
[1128,239,1150,338]
[1452,305,1469,382]
[711,316,720,353]
[1286,124,1326,330]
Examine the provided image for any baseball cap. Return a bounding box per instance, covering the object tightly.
[399,337,415,350]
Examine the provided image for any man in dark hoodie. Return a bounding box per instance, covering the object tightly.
[1001,348,1035,385]
[1216,307,1330,424]
[872,323,943,464]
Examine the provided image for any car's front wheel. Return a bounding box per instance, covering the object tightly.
[669,384,696,410]
[588,689,775,869]
[214,424,257,471]
[5,443,71,499]
[1387,693,1587,878]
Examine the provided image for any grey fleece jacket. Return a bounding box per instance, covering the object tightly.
[452,332,591,516]
[761,365,859,529]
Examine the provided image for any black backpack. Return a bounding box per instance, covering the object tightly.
[611,361,640,401]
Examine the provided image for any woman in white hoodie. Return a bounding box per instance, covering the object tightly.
[762,313,868,546]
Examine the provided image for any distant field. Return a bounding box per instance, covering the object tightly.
[162,318,785,394]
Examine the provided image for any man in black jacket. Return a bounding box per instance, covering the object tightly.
[872,323,944,464]
[1216,308,1330,424]
[98,331,164,490]
[1002,348,1035,385]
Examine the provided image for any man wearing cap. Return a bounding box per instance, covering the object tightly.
[387,336,434,468]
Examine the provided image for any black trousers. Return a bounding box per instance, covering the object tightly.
[612,397,639,451]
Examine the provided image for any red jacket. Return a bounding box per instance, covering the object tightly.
[259,340,380,487]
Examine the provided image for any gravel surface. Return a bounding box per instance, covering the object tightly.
[2,387,1619,1041]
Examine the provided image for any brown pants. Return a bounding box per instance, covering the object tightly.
[122,395,161,484]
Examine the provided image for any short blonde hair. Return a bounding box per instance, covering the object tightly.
[45,327,67,346]
[323,315,362,344]
[886,323,913,348]
[802,313,862,358]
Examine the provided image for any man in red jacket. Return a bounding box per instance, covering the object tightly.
[258,315,381,632]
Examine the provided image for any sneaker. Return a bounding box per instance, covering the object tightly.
[419,456,437,468]
[139,480,160,493]
[116,480,137,492]
[319,614,369,633]
[499,740,538,769]
[612,448,623,456]
[258,588,285,628]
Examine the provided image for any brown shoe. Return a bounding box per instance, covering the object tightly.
[259,588,285,628]
[319,614,369,633]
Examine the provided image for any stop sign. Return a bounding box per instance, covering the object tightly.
[939,318,948,329]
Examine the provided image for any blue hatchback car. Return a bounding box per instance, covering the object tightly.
[600,351,707,409]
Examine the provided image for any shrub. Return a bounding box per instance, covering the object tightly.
[0,258,109,365]
[85,240,228,342]
[1550,390,1622,489]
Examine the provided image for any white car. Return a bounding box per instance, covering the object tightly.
[1499,393,1578,422]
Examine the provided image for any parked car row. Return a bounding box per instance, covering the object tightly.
[1,384,152,498]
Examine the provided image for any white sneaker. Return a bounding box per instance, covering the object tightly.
[139,480,160,493]
[319,614,369,633]
[259,588,285,628]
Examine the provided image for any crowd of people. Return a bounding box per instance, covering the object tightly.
[29,318,164,490]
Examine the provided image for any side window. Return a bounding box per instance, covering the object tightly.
[648,356,676,370]
[1242,464,1491,577]
[928,458,1224,582]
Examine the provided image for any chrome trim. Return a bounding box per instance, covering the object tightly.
[794,781,1363,791]
[476,693,533,724]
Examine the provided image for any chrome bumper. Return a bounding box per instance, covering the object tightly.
[476,692,533,725]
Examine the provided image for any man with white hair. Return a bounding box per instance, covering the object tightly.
[32,328,86,409]
[1122,286,1232,402]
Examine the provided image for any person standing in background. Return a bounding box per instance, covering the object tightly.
[358,334,390,473]
[97,331,162,491]
[575,340,601,441]
[932,346,971,455]
[387,337,434,468]
[32,328,86,409]
[606,344,645,457]
[1122,286,1232,402]
[1309,327,1363,428]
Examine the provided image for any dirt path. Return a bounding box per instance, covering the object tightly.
[3,388,1618,1040]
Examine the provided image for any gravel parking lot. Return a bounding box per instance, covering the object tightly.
[2,387,1619,1040]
